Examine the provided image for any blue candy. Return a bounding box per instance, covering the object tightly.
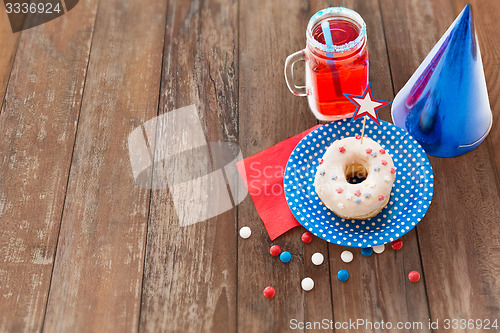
[280,251,291,263]
[360,247,373,256]
[337,269,349,281]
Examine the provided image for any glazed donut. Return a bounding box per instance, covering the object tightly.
[314,136,396,219]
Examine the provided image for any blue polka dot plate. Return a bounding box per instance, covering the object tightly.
[284,118,434,247]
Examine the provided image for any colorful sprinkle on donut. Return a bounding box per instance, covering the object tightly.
[378,195,385,201]
[374,166,381,172]
[379,149,386,154]
[319,170,325,176]
[354,198,362,205]
[337,202,344,209]
[339,146,346,153]
[364,193,371,198]
[365,148,372,154]
[355,134,361,139]
[336,187,343,194]
[391,167,396,174]
[331,175,337,180]
[319,158,323,165]
[384,176,391,183]
[371,152,378,157]
[354,190,361,197]
[345,193,352,200]
[381,159,388,166]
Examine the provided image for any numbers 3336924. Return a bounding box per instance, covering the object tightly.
[5,2,62,14]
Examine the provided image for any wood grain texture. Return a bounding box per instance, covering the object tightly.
[42,0,167,331]
[139,0,239,332]
[381,0,500,324]
[319,1,431,332]
[238,1,330,332]
[452,0,500,182]
[0,9,19,109]
[0,2,97,332]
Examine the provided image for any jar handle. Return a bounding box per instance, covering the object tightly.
[284,50,308,96]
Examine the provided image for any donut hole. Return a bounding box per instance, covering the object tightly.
[345,163,368,184]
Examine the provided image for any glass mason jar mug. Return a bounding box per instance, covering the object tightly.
[285,7,369,121]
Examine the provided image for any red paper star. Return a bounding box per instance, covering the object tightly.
[344,83,391,124]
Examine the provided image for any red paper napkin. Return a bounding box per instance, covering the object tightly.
[236,125,321,240]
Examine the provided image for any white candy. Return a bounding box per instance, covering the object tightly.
[311,252,324,265]
[341,250,353,263]
[239,226,251,239]
[373,244,385,254]
[301,277,314,291]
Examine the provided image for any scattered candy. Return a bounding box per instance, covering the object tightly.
[381,159,388,166]
[337,269,349,281]
[365,148,372,154]
[391,239,403,250]
[372,244,385,254]
[339,146,346,153]
[270,245,281,256]
[354,190,361,197]
[311,252,324,265]
[319,158,324,165]
[239,226,251,239]
[263,286,275,298]
[336,187,344,194]
[301,232,313,243]
[280,251,291,263]
[301,277,315,291]
[341,250,353,263]
[360,247,373,256]
[378,195,385,201]
[379,149,386,154]
[408,270,421,283]
[355,134,361,139]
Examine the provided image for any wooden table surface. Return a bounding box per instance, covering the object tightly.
[1,0,500,332]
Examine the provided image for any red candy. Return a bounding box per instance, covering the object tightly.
[270,245,281,256]
[391,239,403,250]
[408,270,420,283]
[354,190,361,197]
[379,149,386,154]
[378,195,385,201]
[263,286,275,298]
[391,168,396,174]
[319,159,323,165]
[336,187,343,194]
[355,134,361,139]
[339,146,346,153]
[365,148,372,154]
[381,159,388,166]
[301,232,313,243]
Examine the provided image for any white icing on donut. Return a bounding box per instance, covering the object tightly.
[314,136,396,219]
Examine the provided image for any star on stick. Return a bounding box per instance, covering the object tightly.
[344,83,391,125]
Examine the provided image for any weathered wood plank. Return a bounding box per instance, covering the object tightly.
[0,2,97,332]
[381,0,500,324]
[452,0,500,182]
[238,0,329,332]
[138,0,239,332]
[0,9,19,108]
[42,0,168,331]
[320,1,431,332]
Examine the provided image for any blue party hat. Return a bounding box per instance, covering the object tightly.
[391,5,492,157]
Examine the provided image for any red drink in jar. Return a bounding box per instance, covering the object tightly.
[285,7,368,121]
